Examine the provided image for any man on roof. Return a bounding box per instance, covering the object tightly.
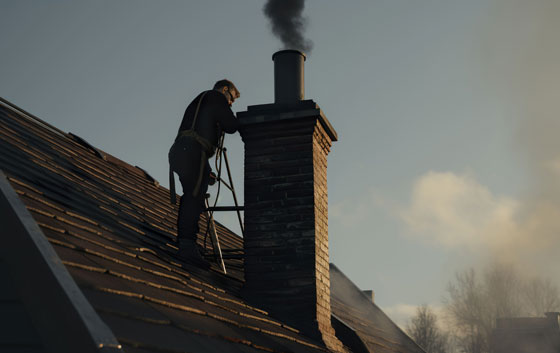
[169,79,240,267]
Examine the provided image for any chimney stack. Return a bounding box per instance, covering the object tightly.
[363,290,375,304]
[238,51,343,351]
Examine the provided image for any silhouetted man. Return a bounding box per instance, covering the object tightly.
[169,79,240,266]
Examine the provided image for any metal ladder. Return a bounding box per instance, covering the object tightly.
[203,140,244,274]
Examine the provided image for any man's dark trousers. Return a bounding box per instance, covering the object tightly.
[170,138,211,242]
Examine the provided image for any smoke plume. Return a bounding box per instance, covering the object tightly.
[481,0,560,280]
[401,0,560,282]
[263,0,313,54]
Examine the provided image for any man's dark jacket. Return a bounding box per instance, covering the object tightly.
[178,90,239,149]
[169,90,238,241]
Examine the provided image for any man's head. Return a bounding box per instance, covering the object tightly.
[213,79,240,106]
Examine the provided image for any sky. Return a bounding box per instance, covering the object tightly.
[2,0,559,328]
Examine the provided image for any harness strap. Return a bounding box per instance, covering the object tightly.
[169,91,213,204]
[175,129,214,154]
[190,91,209,131]
[170,167,177,204]
[175,130,214,197]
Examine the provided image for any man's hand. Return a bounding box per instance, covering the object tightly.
[208,172,217,186]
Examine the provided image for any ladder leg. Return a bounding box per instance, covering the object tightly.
[222,148,244,236]
[205,198,226,274]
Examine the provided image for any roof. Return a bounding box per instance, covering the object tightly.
[492,314,560,353]
[0,97,424,353]
[0,98,326,353]
[330,265,424,353]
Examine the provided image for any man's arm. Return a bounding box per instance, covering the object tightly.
[213,94,239,134]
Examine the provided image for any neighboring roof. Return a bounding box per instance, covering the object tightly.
[0,99,326,353]
[0,97,424,353]
[492,314,560,353]
[330,265,425,353]
[496,315,560,330]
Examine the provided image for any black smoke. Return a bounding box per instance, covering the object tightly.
[263,0,313,54]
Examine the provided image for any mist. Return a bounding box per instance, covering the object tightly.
[263,0,313,54]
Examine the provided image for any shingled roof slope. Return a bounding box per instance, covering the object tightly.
[330,265,425,353]
[0,99,328,353]
[1,98,426,353]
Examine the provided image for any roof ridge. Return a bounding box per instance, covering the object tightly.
[0,97,160,187]
[0,97,68,138]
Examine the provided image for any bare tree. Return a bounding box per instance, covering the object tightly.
[444,269,489,353]
[443,264,560,353]
[484,264,524,317]
[523,277,560,316]
[407,304,450,353]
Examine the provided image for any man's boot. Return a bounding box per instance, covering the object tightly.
[177,238,211,269]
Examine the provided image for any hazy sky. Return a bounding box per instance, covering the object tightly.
[2,1,559,327]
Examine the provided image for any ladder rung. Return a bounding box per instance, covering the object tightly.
[205,206,244,212]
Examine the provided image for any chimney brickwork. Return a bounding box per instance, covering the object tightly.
[238,101,343,352]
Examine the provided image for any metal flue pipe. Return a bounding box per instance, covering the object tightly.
[272,50,306,104]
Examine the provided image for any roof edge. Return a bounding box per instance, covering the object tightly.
[0,169,123,353]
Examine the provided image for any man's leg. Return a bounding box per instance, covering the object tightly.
[177,193,201,241]
[172,140,203,242]
[177,160,211,266]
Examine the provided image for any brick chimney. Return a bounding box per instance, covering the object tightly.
[238,50,343,351]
